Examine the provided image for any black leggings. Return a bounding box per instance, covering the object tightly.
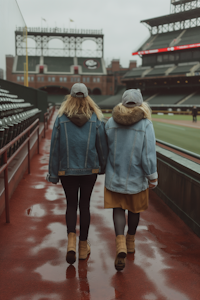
[113,208,140,236]
[60,174,97,241]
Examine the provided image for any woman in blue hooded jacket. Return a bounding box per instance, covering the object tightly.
[47,83,108,265]
[104,89,158,271]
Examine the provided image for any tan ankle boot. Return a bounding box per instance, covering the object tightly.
[79,240,90,260]
[126,233,135,253]
[115,235,127,271]
[66,232,76,264]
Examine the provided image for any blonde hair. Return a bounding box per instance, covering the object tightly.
[58,95,103,120]
[118,102,152,121]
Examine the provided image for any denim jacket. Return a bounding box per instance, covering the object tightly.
[47,112,108,184]
[105,105,158,194]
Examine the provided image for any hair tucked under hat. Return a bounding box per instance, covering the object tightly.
[58,94,103,120]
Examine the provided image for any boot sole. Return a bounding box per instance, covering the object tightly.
[79,251,90,260]
[66,251,76,264]
[115,251,127,271]
[127,249,135,253]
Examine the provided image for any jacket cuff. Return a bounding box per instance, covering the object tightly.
[146,172,158,180]
[46,173,59,184]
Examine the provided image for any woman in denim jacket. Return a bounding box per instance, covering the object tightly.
[47,83,108,265]
[104,89,158,271]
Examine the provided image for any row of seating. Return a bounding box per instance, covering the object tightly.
[140,27,200,51]
[124,62,199,78]
[142,92,200,105]
[0,91,18,98]
[0,97,25,103]
[0,109,41,154]
[0,103,33,118]
[0,87,41,158]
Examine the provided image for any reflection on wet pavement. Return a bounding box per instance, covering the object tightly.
[0,111,200,300]
[26,204,46,217]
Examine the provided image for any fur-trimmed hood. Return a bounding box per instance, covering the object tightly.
[112,105,144,126]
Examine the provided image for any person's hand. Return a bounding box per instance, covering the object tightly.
[149,178,158,189]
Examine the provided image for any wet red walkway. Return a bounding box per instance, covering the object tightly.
[0,112,200,300]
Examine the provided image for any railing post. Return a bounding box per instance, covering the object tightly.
[37,120,40,154]
[28,129,30,174]
[3,151,10,223]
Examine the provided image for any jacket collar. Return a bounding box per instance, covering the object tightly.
[112,105,144,126]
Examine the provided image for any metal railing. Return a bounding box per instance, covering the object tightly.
[0,119,40,223]
[156,138,200,160]
[43,106,55,138]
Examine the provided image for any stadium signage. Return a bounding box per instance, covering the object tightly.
[132,43,200,56]
[84,59,99,69]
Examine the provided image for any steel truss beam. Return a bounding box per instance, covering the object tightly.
[171,0,200,13]
[151,17,200,34]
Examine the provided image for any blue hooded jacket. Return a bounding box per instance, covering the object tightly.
[105,105,158,194]
[47,112,108,184]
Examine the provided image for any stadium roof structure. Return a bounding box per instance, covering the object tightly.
[172,0,197,5]
[141,7,200,28]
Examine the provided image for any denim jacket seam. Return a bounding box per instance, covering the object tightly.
[60,120,70,124]
[125,131,138,192]
[64,123,69,168]
[96,120,101,129]
[59,168,97,170]
[145,133,150,171]
[106,127,145,133]
[50,129,59,175]
[109,130,117,187]
[97,126,105,163]
[85,122,92,168]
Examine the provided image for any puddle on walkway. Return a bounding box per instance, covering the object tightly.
[31,222,67,255]
[14,293,62,300]
[32,182,46,189]
[40,165,48,171]
[26,204,46,217]
[143,293,158,300]
[34,262,67,282]
[26,237,36,243]
[135,239,190,300]
[51,204,65,215]
[45,185,64,201]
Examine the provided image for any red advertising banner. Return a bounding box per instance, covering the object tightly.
[132,43,200,56]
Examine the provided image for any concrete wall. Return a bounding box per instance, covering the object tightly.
[155,145,200,238]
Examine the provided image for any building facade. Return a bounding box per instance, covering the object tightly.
[6,27,136,98]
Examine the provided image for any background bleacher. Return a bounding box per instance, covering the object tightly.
[0,86,41,152]
[44,57,74,73]
[147,92,186,105]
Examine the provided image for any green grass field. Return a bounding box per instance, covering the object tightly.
[152,122,200,154]
[104,113,200,154]
[152,114,193,121]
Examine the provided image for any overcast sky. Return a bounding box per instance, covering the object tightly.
[1,0,172,75]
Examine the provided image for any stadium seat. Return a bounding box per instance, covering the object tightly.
[124,67,151,78]
[148,93,186,105]
[146,65,174,77]
[170,62,197,75]
[44,57,74,73]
